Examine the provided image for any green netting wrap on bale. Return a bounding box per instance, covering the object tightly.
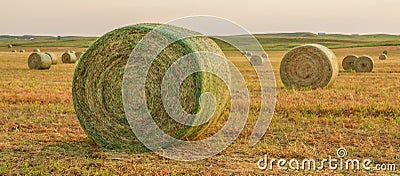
[62,52,77,63]
[72,23,230,152]
[250,55,263,66]
[28,52,52,70]
[45,52,59,65]
[342,55,358,70]
[75,52,84,60]
[280,44,339,89]
[354,55,374,73]
[379,54,387,60]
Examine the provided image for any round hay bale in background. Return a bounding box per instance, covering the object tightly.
[261,53,268,59]
[354,55,374,73]
[11,50,17,53]
[28,52,52,70]
[72,23,230,151]
[8,44,13,48]
[33,48,41,52]
[62,52,77,63]
[280,44,339,89]
[45,52,59,65]
[250,55,263,66]
[20,49,25,53]
[67,50,76,53]
[379,54,387,60]
[75,52,84,60]
[383,50,388,55]
[342,55,358,70]
[245,51,252,57]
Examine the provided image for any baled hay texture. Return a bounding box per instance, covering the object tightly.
[45,52,59,65]
[250,55,263,66]
[20,49,25,53]
[354,55,374,73]
[75,52,84,60]
[28,52,52,70]
[11,50,17,53]
[261,53,268,59]
[8,44,12,48]
[62,52,77,63]
[280,44,339,89]
[33,49,41,52]
[245,51,252,57]
[383,50,388,55]
[72,23,230,152]
[379,54,387,60]
[342,55,358,70]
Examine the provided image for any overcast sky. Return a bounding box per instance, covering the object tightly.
[1,0,399,36]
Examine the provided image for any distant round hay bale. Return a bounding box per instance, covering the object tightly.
[33,48,41,52]
[280,44,339,89]
[45,52,59,65]
[245,51,252,57]
[250,55,263,66]
[379,54,387,60]
[67,50,76,53]
[354,55,374,72]
[342,55,358,70]
[19,49,25,53]
[11,50,17,53]
[261,53,268,59]
[8,44,12,48]
[75,52,84,60]
[62,52,77,63]
[72,23,230,151]
[28,52,52,70]
[383,50,388,55]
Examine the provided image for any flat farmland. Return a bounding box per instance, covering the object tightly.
[0,46,399,175]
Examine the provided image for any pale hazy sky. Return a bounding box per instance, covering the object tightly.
[1,0,399,36]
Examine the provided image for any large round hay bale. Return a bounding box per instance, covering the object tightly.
[379,54,387,60]
[62,52,77,63]
[342,55,358,70]
[72,23,230,152]
[33,48,41,52]
[11,50,17,53]
[354,55,374,73]
[250,55,263,66]
[383,50,388,55]
[261,53,268,59]
[28,52,52,70]
[75,52,84,60]
[8,44,12,48]
[20,49,25,53]
[280,44,339,89]
[45,52,59,65]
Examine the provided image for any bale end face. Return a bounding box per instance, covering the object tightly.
[379,54,387,60]
[250,55,263,66]
[342,55,358,70]
[280,44,339,89]
[354,55,374,73]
